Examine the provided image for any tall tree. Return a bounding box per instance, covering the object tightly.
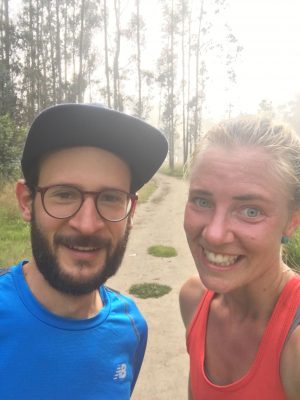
[158,0,180,170]
[102,0,111,107]
[0,0,16,116]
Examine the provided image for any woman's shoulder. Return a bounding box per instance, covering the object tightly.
[179,275,207,330]
[280,325,300,399]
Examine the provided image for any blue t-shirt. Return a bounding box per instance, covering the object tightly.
[0,261,147,399]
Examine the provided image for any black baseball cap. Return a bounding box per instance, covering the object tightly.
[21,103,168,192]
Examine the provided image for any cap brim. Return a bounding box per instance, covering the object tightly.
[21,104,168,192]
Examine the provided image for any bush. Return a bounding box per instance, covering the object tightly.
[0,114,25,181]
[285,229,300,273]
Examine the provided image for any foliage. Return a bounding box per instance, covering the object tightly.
[0,0,241,166]
[0,114,25,181]
[0,183,30,267]
[129,282,172,298]
[160,164,184,178]
[284,229,300,273]
[148,245,177,257]
[137,179,158,203]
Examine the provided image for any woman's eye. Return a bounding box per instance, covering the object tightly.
[193,198,211,208]
[242,207,261,218]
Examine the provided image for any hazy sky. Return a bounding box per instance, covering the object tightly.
[143,0,300,118]
[217,0,300,117]
[10,0,300,119]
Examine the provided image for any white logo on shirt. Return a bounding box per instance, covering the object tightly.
[114,363,127,380]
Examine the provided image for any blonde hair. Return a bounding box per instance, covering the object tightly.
[189,115,300,207]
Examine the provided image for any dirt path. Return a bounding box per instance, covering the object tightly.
[108,173,195,400]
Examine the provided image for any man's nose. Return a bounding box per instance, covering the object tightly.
[68,196,106,234]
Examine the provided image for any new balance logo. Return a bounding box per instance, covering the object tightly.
[113,363,127,380]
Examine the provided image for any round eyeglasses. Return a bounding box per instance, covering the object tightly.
[36,185,138,222]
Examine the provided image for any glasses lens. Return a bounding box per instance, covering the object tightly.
[43,186,82,218]
[97,189,132,221]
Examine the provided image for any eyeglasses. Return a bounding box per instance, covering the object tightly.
[36,185,138,222]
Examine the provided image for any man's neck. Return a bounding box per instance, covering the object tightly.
[22,261,103,319]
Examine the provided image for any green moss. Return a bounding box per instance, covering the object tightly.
[129,282,172,299]
[148,245,177,258]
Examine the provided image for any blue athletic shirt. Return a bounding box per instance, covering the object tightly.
[0,261,147,399]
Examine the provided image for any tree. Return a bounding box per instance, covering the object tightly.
[0,0,17,116]
[157,0,180,170]
[0,114,25,181]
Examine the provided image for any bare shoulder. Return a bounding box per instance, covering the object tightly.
[281,325,300,399]
[179,275,206,330]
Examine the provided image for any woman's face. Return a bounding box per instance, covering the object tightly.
[184,145,299,294]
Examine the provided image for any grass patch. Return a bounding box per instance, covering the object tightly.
[160,164,184,178]
[129,282,172,299]
[148,245,177,258]
[137,179,157,203]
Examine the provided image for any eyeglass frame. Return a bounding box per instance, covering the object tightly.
[35,184,138,222]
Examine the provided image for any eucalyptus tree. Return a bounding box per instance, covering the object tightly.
[157,0,180,170]
[0,0,17,116]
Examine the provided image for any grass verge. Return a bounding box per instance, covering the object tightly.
[137,179,157,203]
[0,183,30,266]
[159,164,185,178]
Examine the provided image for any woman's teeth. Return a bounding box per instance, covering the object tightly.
[203,249,239,266]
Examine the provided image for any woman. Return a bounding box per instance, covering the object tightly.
[180,116,300,399]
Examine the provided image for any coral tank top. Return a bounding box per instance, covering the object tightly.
[187,276,300,400]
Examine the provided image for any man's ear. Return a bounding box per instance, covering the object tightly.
[127,195,138,229]
[16,179,33,222]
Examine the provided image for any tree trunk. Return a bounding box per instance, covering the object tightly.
[103,0,111,107]
[78,0,85,102]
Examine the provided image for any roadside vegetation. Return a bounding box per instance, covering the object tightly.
[284,230,300,273]
[137,179,157,203]
[0,182,30,267]
[160,164,185,179]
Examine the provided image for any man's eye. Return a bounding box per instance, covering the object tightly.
[50,189,78,200]
[100,191,124,204]
[193,198,211,208]
[242,207,261,218]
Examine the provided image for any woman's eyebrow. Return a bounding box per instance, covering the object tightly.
[232,194,266,201]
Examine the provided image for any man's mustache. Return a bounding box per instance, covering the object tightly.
[54,234,111,249]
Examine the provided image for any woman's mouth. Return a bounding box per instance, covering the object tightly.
[203,248,240,267]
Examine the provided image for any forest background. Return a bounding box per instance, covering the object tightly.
[1,0,300,182]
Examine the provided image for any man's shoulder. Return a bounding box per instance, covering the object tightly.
[0,267,11,277]
[0,261,24,279]
[103,285,147,328]
[104,285,140,310]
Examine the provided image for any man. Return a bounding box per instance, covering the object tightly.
[0,103,168,399]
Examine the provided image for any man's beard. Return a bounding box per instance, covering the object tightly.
[30,216,130,296]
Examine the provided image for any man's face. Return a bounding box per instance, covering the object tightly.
[25,146,133,296]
